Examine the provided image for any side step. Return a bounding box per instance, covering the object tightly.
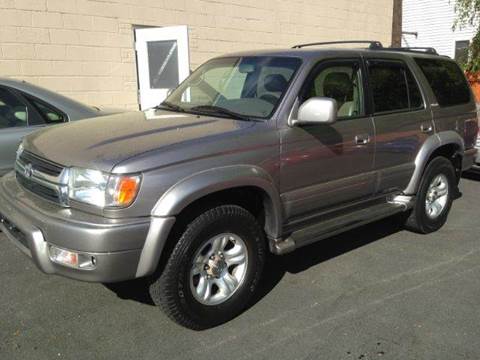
[270,200,411,255]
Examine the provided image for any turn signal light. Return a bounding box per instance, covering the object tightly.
[114,176,141,206]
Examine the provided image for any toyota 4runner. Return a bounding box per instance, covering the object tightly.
[0,41,478,329]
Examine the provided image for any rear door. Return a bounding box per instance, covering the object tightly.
[366,58,433,194]
[0,87,45,175]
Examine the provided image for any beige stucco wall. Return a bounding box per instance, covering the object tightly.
[0,0,394,110]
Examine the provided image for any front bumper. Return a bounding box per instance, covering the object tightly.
[0,172,175,282]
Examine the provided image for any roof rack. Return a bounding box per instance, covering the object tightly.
[386,47,438,55]
[291,41,439,56]
[292,40,384,49]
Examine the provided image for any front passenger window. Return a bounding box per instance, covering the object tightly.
[0,88,28,129]
[303,63,364,119]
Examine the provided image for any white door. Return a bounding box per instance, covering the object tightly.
[135,26,190,110]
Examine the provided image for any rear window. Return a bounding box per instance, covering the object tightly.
[414,58,471,107]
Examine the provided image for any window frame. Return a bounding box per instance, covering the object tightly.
[365,58,426,116]
[297,58,369,122]
[454,40,470,66]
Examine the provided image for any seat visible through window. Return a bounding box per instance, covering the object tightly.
[323,72,355,117]
[304,63,363,119]
[259,74,288,105]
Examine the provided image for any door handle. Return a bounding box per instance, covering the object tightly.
[355,134,371,145]
[421,123,433,133]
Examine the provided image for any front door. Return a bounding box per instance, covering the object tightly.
[135,26,190,110]
[280,59,376,222]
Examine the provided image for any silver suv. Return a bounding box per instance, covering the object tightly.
[0,41,478,329]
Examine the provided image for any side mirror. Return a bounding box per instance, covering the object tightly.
[292,97,337,126]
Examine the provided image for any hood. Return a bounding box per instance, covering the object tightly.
[24,109,256,173]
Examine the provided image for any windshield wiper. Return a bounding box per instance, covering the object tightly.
[155,101,185,113]
[189,105,251,121]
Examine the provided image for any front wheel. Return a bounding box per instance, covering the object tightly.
[405,157,456,234]
[149,205,266,330]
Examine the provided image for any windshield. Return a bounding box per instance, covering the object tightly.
[163,56,302,119]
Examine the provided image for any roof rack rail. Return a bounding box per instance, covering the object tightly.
[386,47,438,55]
[292,40,383,49]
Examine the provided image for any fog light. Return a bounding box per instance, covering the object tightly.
[48,245,96,270]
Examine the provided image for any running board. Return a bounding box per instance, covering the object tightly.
[270,200,411,255]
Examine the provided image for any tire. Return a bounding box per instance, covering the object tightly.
[149,205,266,330]
[405,156,456,234]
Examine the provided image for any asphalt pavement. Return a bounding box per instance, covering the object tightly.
[1,175,480,360]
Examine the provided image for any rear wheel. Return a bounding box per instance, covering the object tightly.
[405,157,456,234]
[149,205,266,330]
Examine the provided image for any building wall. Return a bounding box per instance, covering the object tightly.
[0,0,394,110]
[402,0,476,58]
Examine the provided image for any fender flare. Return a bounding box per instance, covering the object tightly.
[136,166,283,278]
[404,131,464,195]
[152,165,283,239]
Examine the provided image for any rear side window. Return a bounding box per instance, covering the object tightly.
[414,58,471,107]
[25,95,66,124]
[367,60,424,114]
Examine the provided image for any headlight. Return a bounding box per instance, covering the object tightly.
[68,168,141,208]
[16,142,24,160]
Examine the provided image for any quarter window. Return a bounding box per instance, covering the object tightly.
[0,88,28,129]
[368,60,424,113]
[414,57,471,107]
[26,96,66,124]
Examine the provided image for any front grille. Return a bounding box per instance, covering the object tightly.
[19,151,63,177]
[15,151,67,206]
[16,173,60,203]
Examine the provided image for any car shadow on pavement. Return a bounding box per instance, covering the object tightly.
[104,214,406,309]
[250,214,406,306]
[462,171,480,182]
[104,277,155,305]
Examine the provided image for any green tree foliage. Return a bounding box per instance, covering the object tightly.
[454,0,480,71]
